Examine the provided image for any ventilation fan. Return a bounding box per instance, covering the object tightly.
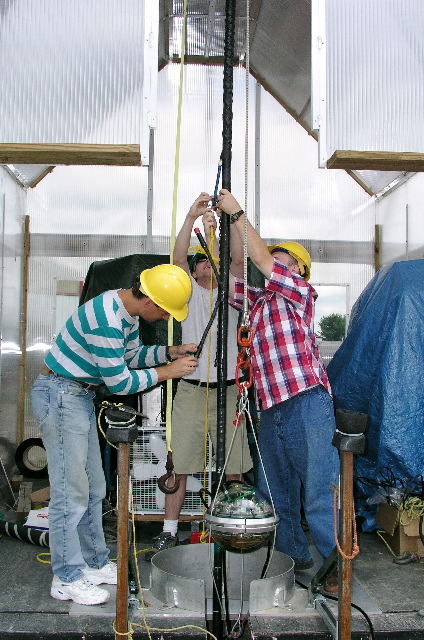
[131,432,203,510]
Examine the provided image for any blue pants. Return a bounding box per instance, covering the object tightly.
[31,374,110,582]
[257,385,340,563]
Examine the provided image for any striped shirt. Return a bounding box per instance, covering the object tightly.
[45,290,167,395]
[232,260,331,410]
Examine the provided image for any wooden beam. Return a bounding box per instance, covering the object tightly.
[18,215,30,445]
[327,150,424,171]
[0,143,141,166]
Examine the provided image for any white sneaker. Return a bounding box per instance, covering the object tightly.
[51,576,110,605]
[83,561,118,585]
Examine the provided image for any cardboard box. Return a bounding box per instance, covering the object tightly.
[376,502,424,557]
[30,486,50,504]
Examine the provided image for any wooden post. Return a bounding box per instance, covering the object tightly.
[18,215,30,444]
[338,450,354,640]
[115,442,131,639]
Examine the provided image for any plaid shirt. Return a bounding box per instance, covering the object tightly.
[233,260,331,410]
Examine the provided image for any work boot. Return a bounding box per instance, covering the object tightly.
[323,570,338,595]
[294,558,314,571]
[144,532,179,562]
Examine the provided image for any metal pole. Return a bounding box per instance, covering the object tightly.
[212,1,236,638]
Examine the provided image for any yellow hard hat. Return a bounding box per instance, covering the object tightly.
[267,241,311,281]
[139,264,192,322]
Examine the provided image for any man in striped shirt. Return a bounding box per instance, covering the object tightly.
[218,190,340,589]
[31,265,198,606]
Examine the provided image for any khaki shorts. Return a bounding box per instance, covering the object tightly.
[170,380,253,475]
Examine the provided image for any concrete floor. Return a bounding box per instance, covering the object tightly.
[1,506,424,640]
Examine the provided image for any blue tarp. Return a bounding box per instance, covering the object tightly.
[327,260,424,526]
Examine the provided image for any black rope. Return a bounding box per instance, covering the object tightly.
[212,3,236,640]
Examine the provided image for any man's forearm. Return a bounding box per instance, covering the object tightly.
[174,213,196,268]
[232,214,273,279]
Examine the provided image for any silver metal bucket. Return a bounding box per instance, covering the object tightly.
[150,542,294,614]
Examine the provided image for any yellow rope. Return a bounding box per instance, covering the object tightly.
[397,496,424,526]
[376,530,398,557]
[97,405,118,450]
[165,0,188,453]
[113,620,218,640]
[111,488,217,639]
[200,231,216,536]
[376,497,424,557]
[36,552,51,564]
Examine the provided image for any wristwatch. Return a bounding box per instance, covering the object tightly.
[229,210,244,224]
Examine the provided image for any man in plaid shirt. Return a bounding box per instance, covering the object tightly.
[218,189,340,586]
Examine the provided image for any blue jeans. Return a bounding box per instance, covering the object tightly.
[31,374,109,582]
[257,385,340,562]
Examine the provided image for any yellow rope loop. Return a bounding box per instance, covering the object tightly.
[333,488,360,560]
[97,404,119,450]
[112,620,134,638]
[36,552,51,564]
[398,496,424,526]
[199,529,211,543]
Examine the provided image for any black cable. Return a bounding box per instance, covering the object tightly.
[260,536,273,579]
[295,578,376,639]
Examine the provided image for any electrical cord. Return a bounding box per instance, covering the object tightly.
[295,578,376,640]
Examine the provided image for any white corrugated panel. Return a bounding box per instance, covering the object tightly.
[312,0,424,163]
[0,0,155,146]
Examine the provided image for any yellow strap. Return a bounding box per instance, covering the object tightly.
[166,0,188,452]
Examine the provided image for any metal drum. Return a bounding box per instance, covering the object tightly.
[150,542,294,614]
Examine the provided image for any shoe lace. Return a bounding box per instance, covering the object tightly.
[154,533,174,550]
[77,578,97,591]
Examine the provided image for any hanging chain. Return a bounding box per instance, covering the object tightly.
[235,0,252,400]
[242,0,250,325]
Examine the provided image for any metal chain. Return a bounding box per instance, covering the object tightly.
[242,0,250,326]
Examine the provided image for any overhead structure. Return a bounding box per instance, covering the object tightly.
[0,0,158,179]
[312,0,424,175]
[1,0,421,197]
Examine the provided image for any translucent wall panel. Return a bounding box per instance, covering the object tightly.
[0,0,157,152]
[259,91,373,241]
[28,165,149,238]
[376,173,424,265]
[0,168,27,456]
[312,0,424,165]
[152,64,257,248]
[258,88,375,318]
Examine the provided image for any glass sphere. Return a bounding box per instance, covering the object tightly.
[204,481,279,553]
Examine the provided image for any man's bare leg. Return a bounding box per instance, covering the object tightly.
[164,474,188,520]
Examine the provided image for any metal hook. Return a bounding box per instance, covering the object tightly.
[157,452,181,494]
